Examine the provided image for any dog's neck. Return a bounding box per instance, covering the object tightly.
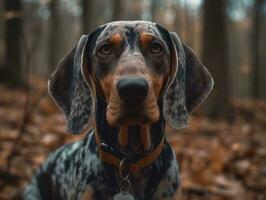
[89,97,176,199]
[95,96,165,159]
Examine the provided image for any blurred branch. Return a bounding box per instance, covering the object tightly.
[6,29,30,171]
[251,0,264,99]
[6,27,47,172]
[1,0,23,85]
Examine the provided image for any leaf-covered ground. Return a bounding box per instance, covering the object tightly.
[0,82,266,200]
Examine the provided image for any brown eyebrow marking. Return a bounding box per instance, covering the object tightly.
[140,32,154,48]
[109,33,123,47]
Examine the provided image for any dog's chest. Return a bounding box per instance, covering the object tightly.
[79,158,178,200]
[47,135,179,200]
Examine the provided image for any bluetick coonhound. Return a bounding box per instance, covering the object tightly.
[24,21,213,200]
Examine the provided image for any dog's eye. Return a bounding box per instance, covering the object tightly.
[98,44,112,56]
[150,42,163,55]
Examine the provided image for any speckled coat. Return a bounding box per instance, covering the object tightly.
[24,131,179,200]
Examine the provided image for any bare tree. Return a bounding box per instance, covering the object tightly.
[82,0,93,33]
[252,0,266,99]
[173,1,185,38]
[1,0,23,85]
[131,0,143,20]
[202,0,233,119]
[150,0,159,21]
[183,1,195,47]
[0,0,4,64]
[48,0,60,74]
[112,0,123,21]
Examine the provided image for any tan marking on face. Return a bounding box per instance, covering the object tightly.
[143,86,160,124]
[140,32,154,48]
[152,73,165,98]
[98,74,114,100]
[109,33,123,48]
[102,74,122,126]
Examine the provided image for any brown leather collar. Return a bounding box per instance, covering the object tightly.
[95,130,165,174]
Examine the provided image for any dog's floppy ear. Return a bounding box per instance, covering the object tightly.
[48,28,103,134]
[181,40,214,113]
[157,26,213,129]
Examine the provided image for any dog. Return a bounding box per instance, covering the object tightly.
[24,21,213,200]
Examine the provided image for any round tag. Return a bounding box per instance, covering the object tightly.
[113,191,135,200]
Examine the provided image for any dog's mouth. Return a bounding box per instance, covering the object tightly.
[118,124,152,156]
[104,76,161,155]
[107,102,159,125]
[106,102,159,155]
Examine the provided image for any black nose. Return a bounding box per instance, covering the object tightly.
[117,77,148,103]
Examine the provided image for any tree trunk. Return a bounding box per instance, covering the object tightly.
[132,0,143,20]
[260,1,266,99]
[1,0,23,85]
[150,0,158,21]
[252,0,266,99]
[184,2,195,47]
[48,0,60,74]
[112,0,123,21]
[82,0,93,33]
[173,0,185,39]
[0,0,4,64]
[202,0,233,119]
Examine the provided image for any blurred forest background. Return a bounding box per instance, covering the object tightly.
[0,0,266,199]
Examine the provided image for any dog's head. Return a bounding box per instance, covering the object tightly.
[48,21,213,155]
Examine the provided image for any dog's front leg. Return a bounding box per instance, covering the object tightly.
[23,176,43,200]
[152,151,180,200]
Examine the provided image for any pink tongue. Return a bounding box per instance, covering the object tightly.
[118,125,151,151]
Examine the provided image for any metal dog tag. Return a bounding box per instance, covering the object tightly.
[113,191,135,200]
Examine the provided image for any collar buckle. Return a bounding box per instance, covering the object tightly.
[95,130,165,174]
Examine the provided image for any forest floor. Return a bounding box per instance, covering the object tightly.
[0,80,266,200]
